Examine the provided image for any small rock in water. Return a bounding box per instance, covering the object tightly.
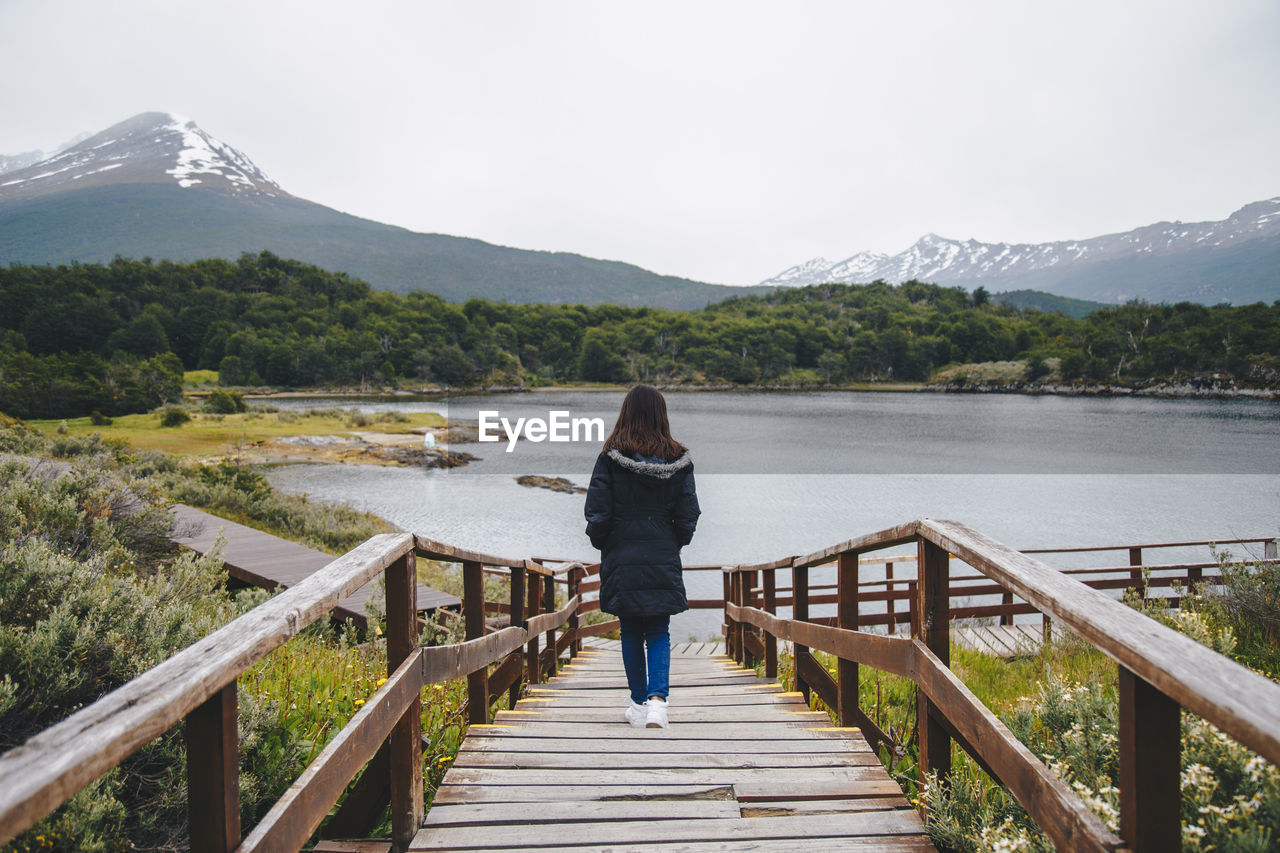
[516,475,587,494]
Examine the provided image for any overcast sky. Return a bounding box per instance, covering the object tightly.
[2,1,1278,285]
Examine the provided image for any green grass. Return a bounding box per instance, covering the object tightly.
[183,369,220,387]
[27,408,446,457]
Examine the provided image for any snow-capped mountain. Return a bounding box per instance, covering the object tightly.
[0,112,755,309]
[762,198,1280,304]
[0,112,285,202]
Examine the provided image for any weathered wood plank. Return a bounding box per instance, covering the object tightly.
[575,619,621,638]
[794,652,837,712]
[458,736,865,754]
[487,651,524,705]
[438,841,937,853]
[186,682,239,853]
[422,800,742,825]
[422,626,528,684]
[440,766,892,787]
[430,784,738,804]
[492,708,830,724]
[411,811,927,849]
[741,797,911,815]
[462,723,856,740]
[727,601,915,677]
[452,751,881,769]
[413,534,524,568]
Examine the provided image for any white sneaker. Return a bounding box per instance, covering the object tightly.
[645,697,669,729]
[625,701,646,728]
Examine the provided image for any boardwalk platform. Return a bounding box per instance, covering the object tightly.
[170,504,459,629]
[413,645,935,851]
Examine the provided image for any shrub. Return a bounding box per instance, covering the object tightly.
[202,390,247,414]
[159,406,190,427]
[89,410,112,426]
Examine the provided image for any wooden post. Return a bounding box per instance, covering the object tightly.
[186,682,239,853]
[526,574,542,686]
[544,574,557,676]
[885,561,896,631]
[1130,547,1144,602]
[727,571,737,655]
[386,551,422,852]
[1118,666,1181,853]
[763,567,778,680]
[729,572,742,665]
[463,560,488,725]
[508,563,526,708]
[837,551,860,729]
[916,538,951,791]
[1000,589,1014,626]
[567,566,580,658]
[741,570,757,669]
[793,564,810,703]
[1267,539,1278,561]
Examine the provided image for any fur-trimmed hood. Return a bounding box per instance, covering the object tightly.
[605,448,692,480]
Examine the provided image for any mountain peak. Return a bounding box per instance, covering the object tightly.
[0,112,285,202]
[756,198,1280,304]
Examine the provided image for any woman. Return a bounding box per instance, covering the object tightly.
[584,385,700,729]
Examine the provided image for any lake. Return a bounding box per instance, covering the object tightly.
[263,390,1280,639]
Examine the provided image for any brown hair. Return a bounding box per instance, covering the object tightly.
[602,385,687,460]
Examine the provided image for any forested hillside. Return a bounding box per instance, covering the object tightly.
[2,253,1277,419]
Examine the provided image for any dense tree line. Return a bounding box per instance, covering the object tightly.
[1,252,1277,418]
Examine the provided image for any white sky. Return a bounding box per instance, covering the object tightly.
[2,1,1278,285]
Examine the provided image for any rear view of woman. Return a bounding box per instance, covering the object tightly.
[584,385,700,729]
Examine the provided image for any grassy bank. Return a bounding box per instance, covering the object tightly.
[27,407,446,458]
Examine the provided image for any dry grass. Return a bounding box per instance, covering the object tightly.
[27,409,446,457]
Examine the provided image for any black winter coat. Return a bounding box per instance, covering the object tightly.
[584,449,700,617]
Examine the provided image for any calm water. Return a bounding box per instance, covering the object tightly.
[264,391,1280,638]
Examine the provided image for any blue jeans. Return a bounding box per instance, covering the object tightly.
[619,614,670,704]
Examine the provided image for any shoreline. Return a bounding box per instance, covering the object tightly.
[237,380,1280,402]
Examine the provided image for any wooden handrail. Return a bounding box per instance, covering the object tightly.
[722,519,1280,853]
[420,626,528,683]
[0,531,593,851]
[526,595,580,637]
[414,533,524,568]
[920,519,1280,764]
[0,533,415,845]
[1021,536,1276,554]
[726,599,1120,852]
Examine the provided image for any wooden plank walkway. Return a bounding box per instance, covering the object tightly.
[951,624,1045,658]
[170,504,459,629]
[413,646,935,851]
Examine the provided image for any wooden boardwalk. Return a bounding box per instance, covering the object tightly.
[170,504,459,629]
[412,644,935,851]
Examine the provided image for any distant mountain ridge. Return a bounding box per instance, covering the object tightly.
[763,198,1280,305]
[0,112,759,309]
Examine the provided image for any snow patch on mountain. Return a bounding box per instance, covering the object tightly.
[759,197,1280,290]
[0,112,284,201]
[162,114,277,193]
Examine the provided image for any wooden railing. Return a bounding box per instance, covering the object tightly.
[0,534,586,853]
[723,520,1280,853]
[748,535,1280,634]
